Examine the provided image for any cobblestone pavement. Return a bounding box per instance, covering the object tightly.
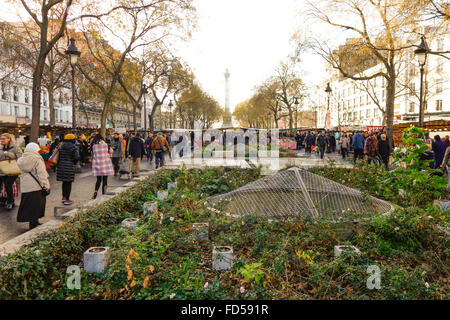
[0,158,156,245]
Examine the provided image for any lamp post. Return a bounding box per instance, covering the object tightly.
[168,100,174,129]
[65,38,81,131]
[414,36,428,128]
[141,84,149,132]
[325,83,332,129]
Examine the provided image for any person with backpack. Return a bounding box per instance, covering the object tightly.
[145,134,154,162]
[151,132,170,169]
[110,133,123,176]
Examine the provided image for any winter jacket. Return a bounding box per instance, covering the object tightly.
[145,137,153,151]
[352,132,365,150]
[432,140,447,168]
[151,136,170,152]
[56,141,79,182]
[340,136,350,149]
[110,138,123,158]
[378,139,390,160]
[0,141,23,177]
[364,136,379,157]
[128,137,145,158]
[17,149,50,193]
[317,134,327,148]
[306,134,314,145]
[92,141,114,176]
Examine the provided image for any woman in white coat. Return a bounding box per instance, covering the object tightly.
[17,143,50,230]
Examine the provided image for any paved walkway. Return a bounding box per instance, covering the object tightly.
[0,159,156,245]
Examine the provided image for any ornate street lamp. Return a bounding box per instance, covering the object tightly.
[141,84,149,132]
[325,83,332,129]
[414,36,428,128]
[65,38,81,130]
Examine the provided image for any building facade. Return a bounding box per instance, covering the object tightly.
[313,32,449,130]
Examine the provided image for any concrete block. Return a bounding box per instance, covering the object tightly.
[334,245,361,257]
[54,206,75,219]
[143,201,158,215]
[83,247,110,273]
[212,246,233,271]
[157,190,168,200]
[121,218,139,229]
[168,182,177,191]
[193,223,209,241]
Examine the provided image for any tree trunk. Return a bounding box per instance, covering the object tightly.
[30,56,46,142]
[385,76,396,152]
[133,104,137,133]
[48,85,55,126]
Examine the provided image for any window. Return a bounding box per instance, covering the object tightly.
[409,83,415,96]
[409,102,415,113]
[382,90,386,102]
[1,83,6,100]
[14,105,19,115]
[436,80,443,94]
[437,59,444,72]
[25,107,30,118]
[25,89,29,103]
[58,91,63,104]
[42,91,47,106]
[13,86,18,102]
[65,111,69,122]
[60,110,63,121]
[436,100,443,111]
[55,110,59,121]
[366,109,370,118]
[44,110,48,120]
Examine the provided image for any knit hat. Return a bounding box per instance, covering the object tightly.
[64,133,76,140]
[25,142,41,152]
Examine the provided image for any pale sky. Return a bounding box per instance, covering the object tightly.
[175,0,328,112]
[0,0,337,112]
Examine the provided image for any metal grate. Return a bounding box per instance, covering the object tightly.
[206,167,394,220]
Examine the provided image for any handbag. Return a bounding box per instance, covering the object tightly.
[29,171,50,197]
[48,143,62,165]
[0,158,21,176]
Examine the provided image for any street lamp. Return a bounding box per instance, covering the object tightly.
[414,36,428,128]
[325,83,332,129]
[168,99,174,129]
[65,38,81,130]
[141,84,149,132]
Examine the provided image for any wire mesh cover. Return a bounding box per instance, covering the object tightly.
[206,168,394,219]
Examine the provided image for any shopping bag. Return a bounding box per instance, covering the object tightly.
[0,159,21,176]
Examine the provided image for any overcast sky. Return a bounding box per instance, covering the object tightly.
[175,0,328,111]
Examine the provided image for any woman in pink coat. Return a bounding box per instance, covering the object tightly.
[91,134,114,199]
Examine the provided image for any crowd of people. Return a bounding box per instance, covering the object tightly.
[0,131,172,231]
[287,129,392,169]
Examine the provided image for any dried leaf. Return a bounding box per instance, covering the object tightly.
[143,276,150,288]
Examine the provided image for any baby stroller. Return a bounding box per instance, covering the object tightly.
[118,158,133,180]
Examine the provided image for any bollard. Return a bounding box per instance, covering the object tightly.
[83,247,110,274]
[212,246,233,271]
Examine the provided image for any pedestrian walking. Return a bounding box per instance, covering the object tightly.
[0,133,22,210]
[128,133,145,174]
[378,134,390,170]
[339,134,350,159]
[364,133,379,164]
[16,143,50,230]
[317,131,327,159]
[352,131,365,164]
[78,134,89,166]
[57,133,79,206]
[91,134,114,199]
[151,132,170,169]
[432,135,446,169]
[110,133,123,176]
[145,134,154,162]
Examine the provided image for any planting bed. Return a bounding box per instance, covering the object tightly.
[0,167,448,300]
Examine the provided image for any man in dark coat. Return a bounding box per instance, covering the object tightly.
[305,131,314,154]
[378,133,390,170]
[145,134,154,162]
[317,130,327,159]
[128,133,145,174]
[56,134,80,205]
